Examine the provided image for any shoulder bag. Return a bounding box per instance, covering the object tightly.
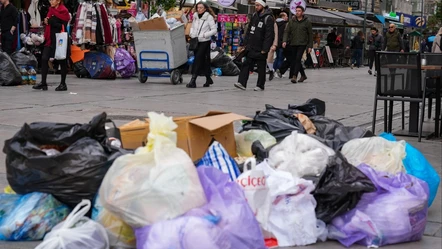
[189,20,205,51]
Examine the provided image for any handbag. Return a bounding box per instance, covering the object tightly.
[55,25,68,60]
[189,20,205,51]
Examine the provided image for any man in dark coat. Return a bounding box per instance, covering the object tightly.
[234,0,274,91]
[0,0,18,54]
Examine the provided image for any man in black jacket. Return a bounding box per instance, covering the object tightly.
[235,0,274,91]
[0,0,18,54]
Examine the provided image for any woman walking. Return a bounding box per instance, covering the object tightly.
[187,1,217,88]
[432,27,442,53]
[33,0,70,91]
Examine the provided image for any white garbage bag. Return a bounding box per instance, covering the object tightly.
[256,162,327,247]
[341,137,406,174]
[99,112,207,228]
[235,130,277,157]
[268,131,335,178]
[35,200,109,249]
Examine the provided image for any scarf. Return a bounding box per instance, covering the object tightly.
[44,4,70,47]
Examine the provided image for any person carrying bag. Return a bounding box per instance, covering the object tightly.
[187,1,217,88]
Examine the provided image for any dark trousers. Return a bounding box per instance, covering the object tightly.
[238,55,267,89]
[352,49,362,67]
[290,45,307,79]
[368,50,376,70]
[41,46,68,84]
[191,40,211,78]
[1,31,14,55]
[273,48,284,70]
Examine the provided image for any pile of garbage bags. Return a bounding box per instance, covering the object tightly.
[211,49,240,76]
[0,100,439,249]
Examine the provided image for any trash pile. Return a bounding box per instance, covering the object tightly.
[0,100,439,249]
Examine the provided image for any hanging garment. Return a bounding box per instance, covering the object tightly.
[28,0,41,27]
[84,3,92,43]
[110,17,117,44]
[99,4,112,44]
[91,5,97,44]
[75,2,86,44]
[95,4,105,44]
[116,19,121,44]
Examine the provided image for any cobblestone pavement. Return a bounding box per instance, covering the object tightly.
[0,68,440,249]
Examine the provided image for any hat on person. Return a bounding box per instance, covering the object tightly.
[256,0,266,7]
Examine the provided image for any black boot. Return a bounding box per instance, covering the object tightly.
[32,82,48,91]
[203,76,213,87]
[55,82,67,91]
[186,75,197,88]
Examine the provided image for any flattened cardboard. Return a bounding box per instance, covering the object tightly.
[138,17,168,31]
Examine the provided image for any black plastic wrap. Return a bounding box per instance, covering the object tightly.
[313,152,377,223]
[10,51,38,68]
[3,113,126,208]
[0,52,22,86]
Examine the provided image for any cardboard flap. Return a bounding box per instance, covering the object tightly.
[189,113,251,131]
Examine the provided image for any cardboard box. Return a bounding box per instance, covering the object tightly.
[138,17,169,31]
[119,112,251,161]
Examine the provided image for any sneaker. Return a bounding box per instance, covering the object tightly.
[254,87,264,91]
[351,64,354,69]
[269,70,275,81]
[234,82,246,90]
[374,72,377,77]
[368,69,372,75]
[282,73,287,78]
[276,69,282,78]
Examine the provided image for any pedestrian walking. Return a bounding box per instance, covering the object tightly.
[351,31,365,69]
[327,28,337,48]
[274,12,288,78]
[0,0,18,55]
[266,10,278,81]
[32,0,70,91]
[282,5,312,84]
[431,27,442,53]
[186,1,217,88]
[234,0,274,91]
[367,27,383,76]
[383,24,404,52]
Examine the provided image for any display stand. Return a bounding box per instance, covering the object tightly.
[217,14,247,56]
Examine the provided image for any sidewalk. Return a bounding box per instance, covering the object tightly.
[0,68,440,248]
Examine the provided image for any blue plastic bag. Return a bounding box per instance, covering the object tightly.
[196,140,241,181]
[135,167,266,249]
[379,133,440,206]
[0,192,70,241]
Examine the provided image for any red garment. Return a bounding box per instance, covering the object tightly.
[44,4,70,47]
[99,4,113,44]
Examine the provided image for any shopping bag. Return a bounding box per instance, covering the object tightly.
[92,195,136,248]
[235,130,276,157]
[134,167,266,249]
[256,162,327,247]
[0,192,70,241]
[341,136,406,174]
[55,25,68,60]
[328,164,429,248]
[35,199,109,249]
[99,112,207,228]
[196,140,241,181]
[380,133,440,207]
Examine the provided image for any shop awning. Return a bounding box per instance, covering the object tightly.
[349,11,385,24]
[325,10,373,27]
[305,8,345,26]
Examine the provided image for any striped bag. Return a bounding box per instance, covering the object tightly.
[196,140,241,181]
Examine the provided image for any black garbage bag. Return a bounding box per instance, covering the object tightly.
[309,116,375,150]
[242,104,305,141]
[73,60,91,78]
[313,152,377,223]
[289,98,326,116]
[0,52,22,86]
[211,50,240,76]
[3,113,126,208]
[10,51,38,68]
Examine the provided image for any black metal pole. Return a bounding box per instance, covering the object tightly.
[362,0,369,64]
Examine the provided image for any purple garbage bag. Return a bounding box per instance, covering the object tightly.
[135,167,266,249]
[114,48,136,78]
[328,164,429,248]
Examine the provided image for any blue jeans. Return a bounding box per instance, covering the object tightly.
[352,49,362,67]
[273,48,284,70]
